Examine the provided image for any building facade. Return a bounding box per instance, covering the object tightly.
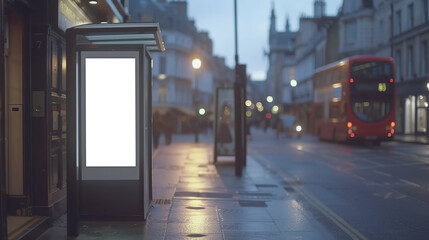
[266,7,296,111]
[129,0,232,133]
[339,0,375,57]
[391,0,429,135]
[267,0,338,131]
[1,0,128,238]
[268,0,429,137]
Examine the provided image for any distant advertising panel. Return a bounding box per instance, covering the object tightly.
[215,88,235,156]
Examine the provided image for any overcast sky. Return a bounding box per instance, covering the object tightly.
[186,0,343,80]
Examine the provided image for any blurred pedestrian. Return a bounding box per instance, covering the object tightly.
[218,103,233,154]
[164,110,175,145]
[153,111,163,149]
[275,118,283,138]
[260,118,268,132]
[246,118,252,140]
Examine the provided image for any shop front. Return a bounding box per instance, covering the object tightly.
[397,79,429,136]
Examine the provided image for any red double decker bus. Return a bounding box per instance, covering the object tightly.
[311,56,395,143]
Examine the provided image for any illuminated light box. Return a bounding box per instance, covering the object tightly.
[80,51,140,181]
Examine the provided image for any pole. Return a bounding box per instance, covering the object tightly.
[234,0,245,176]
[0,0,7,238]
[195,69,199,143]
[234,0,238,66]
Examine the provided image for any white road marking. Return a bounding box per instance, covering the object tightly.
[372,170,392,177]
[251,153,368,240]
[400,179,421,188]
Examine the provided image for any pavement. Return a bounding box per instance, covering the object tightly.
[37,131,339,240]
[394,134,429,144]
[36,130,426,240]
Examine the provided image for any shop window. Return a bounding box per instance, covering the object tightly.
[417,95,427,107]
[405,96,416,134]
[417,95,427,133]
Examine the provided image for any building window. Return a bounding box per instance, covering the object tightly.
[348,0,356,12]
[157,86,167,103]
[378,20,384,44]
[423,0,429,23]
[422,41,428,75]
[395,10,402,34]
[408,4,414,29]
[395,50,402,81]
[346,20,357,44]
[159,56,166,74]
[407,46,414,79]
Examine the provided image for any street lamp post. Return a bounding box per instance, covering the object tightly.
[192,58,201,143]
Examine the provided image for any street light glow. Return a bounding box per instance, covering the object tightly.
[192,58,201,69]
[198,108,206,115]
[267,96,273,103]
[272,105,279,114]
[256,102,262,108]
[290,79,297,87]
[245,100,252,107]
[158,74,166,80]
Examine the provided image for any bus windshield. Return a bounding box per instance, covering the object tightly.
[350,61,393,122]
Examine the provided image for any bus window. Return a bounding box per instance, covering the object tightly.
[316,106,324,119]
[350,61,394,122]
[352,101,392,122]
[351,61,392,79]
[341,102,346,120]
[332,69,339,83]
[329,102,340,119]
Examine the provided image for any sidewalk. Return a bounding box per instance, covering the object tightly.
[37,132,336,240]
[394,134,429,145]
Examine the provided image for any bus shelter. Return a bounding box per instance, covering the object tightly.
[66,23,164,236]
